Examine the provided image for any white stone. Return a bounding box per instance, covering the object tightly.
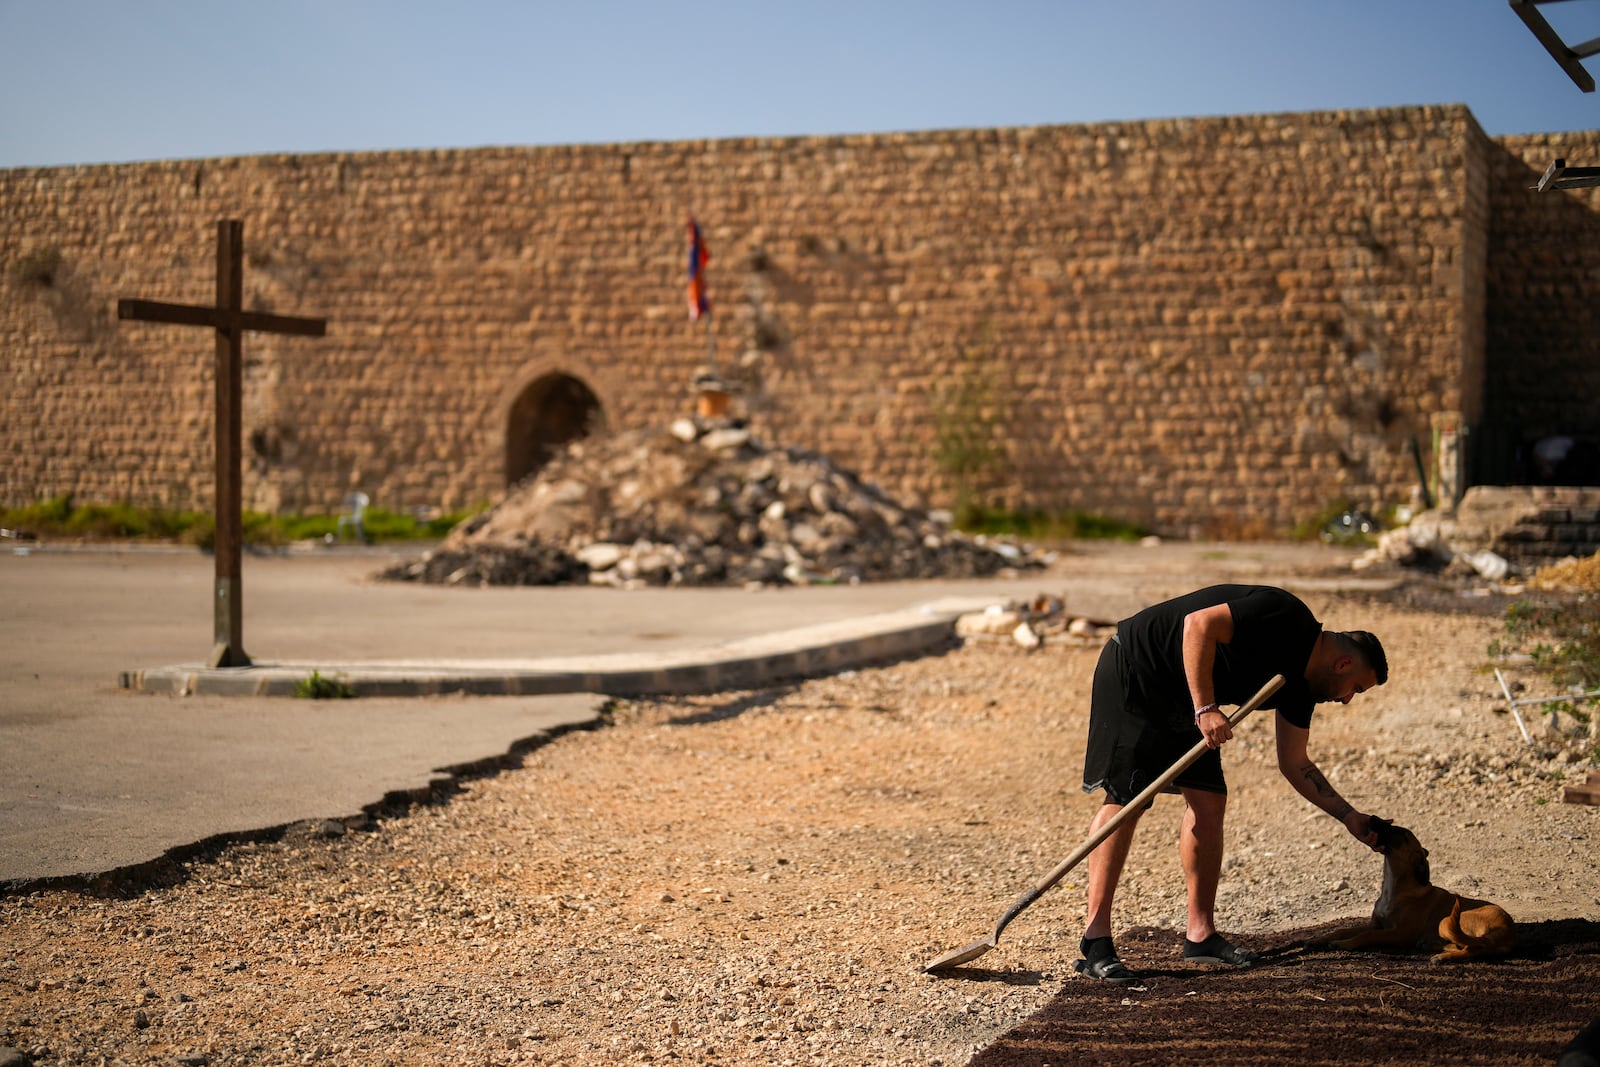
[956,610,1022,637]
[1461,549,1510,581]
[577,542,624,569]
[701,428,750,451]
[1012,621,1043,651]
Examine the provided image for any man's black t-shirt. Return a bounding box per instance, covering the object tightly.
[1115,584,1321,728]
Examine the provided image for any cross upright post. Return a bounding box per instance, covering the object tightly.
[118,220,326,668]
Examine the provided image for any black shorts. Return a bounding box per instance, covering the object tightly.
[1081,636,1226,806]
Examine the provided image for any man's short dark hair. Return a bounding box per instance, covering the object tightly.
[1341,630,1388,686]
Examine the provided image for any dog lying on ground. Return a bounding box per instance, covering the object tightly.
[1326,818,1516,963]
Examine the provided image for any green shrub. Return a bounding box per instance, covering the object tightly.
[2,494,75,528]
[932,346,1009,529]
[180,514,216,550]
[952,506,1147,542]
[1491,593,1600,693]
[294,671,356,700]
[0,497,481,546]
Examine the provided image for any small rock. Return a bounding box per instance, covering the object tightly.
[701,427,751,451]
[956,610,1023,637]
[1067,617,1102,637]
[1012,621,1043,651]
[1461,549,1510,581]
[577,542,625,570]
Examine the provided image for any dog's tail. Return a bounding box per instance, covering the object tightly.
[1439,898,1516,960]
[1441,899,1467,943]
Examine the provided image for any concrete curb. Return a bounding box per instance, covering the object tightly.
[120,597,1000,699]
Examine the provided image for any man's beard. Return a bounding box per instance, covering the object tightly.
[1306,667,1342,703]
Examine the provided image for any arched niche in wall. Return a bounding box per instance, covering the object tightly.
[505,372,604,487]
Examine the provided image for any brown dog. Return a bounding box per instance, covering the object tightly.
[1327,818,1516,963]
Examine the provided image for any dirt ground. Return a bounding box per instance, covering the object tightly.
[1,554,1598,1066]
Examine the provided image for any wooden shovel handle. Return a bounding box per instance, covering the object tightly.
[986,673,1286,941]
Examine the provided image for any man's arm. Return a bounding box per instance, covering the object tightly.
[1275,714,1381,849]
[1183,603,1235,747]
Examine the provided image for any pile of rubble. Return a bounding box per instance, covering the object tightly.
[1351,508,1517,582]
[381,418,1047,588]
[1348,486,1600,584]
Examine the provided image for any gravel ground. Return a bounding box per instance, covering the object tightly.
[2,579,1597,1066]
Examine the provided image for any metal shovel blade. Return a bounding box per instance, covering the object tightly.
[923,936,997,972]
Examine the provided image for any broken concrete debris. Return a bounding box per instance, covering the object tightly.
[1349,486,1600,581]
[381,419,1049,588]
[952,595,1113,651]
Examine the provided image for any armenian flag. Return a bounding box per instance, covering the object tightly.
[687,217,710,321]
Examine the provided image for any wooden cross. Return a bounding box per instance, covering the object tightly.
[118,220,326,668]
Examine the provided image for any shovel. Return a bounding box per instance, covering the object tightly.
[922,673,1285,973]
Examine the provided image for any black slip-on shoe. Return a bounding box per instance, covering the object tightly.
[1073,953,1140,984]
[1181,933,1260,968]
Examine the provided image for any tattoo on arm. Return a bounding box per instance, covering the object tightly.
[1300,762,1353,819]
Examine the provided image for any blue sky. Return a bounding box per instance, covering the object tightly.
[3,1,1599,170]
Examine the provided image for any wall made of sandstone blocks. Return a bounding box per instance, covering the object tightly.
[1482,132,1600,472]
[4,105,1487,534]
[2,149,694,514]
[715,108,1482,534]
[5,163,218,511]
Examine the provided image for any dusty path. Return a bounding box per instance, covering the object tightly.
[2,559,1597,1065]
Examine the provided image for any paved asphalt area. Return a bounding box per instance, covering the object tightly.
[0,539,1362,888]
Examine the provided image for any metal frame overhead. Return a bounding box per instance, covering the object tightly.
[1510,1,1600,190]
[1535,157,1600,189]
[1511,0,1600,92]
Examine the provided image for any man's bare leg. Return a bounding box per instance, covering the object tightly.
[1179,788,1227,943]
[1083,802,1144,940]
[1176,787,1257,966]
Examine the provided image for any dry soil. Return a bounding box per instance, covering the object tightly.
[2,561,1597,1066]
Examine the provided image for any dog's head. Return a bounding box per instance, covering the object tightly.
[1372,818,1431,884]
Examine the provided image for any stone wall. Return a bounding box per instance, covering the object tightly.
[2,104,1595,535]
[1481,132,1600,484]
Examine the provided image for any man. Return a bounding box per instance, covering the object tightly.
[1074,584,1388,984]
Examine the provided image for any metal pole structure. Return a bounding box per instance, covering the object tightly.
[212,220,247,666]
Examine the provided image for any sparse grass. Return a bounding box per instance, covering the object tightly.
[952,506,1148,543]
[294,671,356,700]
[1490,554,1600,764]
[1491,589,1600,693]
[1,495,478,547]
[931,338,1011,529]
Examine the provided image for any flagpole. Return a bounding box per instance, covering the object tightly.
[688,216,715,375]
